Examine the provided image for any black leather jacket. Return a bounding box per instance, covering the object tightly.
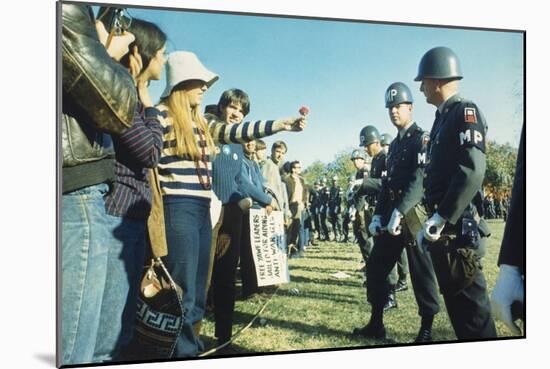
[60,4,137,193]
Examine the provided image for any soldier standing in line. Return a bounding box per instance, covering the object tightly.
[309,180,322,241]
[328,175,344,241]
[353,126,400,310]
[349,150,372,271]
[342,175,357,243]
[352,82,440,342]
[415,46,496,339]
[380,133,393,155]
[381,132,409,292]
[319,177,331,241]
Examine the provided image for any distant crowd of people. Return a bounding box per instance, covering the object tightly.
[483,194,510,220]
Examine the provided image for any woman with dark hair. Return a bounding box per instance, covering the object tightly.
[91,16,167,363]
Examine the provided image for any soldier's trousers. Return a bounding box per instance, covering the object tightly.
[366,231,440,318]
[353,209,372,263]
[428,237,497,339]
[312,211,321,238]
[329,213,343,239]
[342,214,351,241]
[320,212,330,239]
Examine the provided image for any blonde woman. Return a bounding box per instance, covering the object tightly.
[156,51,306,357]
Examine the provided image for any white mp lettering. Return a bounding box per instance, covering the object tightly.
[386,89,398,102]
[417,152,427,164]
[474,130,483,145]
[459,130,472,145]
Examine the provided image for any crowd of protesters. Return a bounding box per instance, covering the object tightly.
[60,4,306,364]
[60,4,523,366]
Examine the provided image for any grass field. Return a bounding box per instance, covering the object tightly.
[200,219,522,357]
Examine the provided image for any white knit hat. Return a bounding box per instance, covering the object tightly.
[160,51,219,99]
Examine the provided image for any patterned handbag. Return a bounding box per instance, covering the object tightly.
[134,257,184,359]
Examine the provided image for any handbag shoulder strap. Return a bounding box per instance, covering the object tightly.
[147,167,168,258]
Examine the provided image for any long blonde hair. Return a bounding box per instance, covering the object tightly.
[162,86,216,161]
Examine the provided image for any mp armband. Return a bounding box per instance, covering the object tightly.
[457,106,486,152]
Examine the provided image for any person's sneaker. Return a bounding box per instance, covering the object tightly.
[352,323,386,339]
[414,328,433,343]
[395,280,408,292]
[383,293,398,311]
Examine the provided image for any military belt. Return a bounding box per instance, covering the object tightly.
[425,202,481,224]
[388,188,402,201]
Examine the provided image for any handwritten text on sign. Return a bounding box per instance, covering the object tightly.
[249,209,290,286]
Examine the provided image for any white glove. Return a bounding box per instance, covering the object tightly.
[491,264,524,335]
[387,208,403,236]
[422,212,447,242]
[368,215,382,236]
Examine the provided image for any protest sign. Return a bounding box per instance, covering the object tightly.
[249,209,290,286]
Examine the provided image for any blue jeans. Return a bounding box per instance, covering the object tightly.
[92,215,146,362]
[61,183,111,365]
[163,196,212,357]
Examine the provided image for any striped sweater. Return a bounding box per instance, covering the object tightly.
[156,105,275,200]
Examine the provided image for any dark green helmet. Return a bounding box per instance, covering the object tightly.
[414,46,463,81]
[385,82,413,108]
[359,125,381,147]
[350,149,366,161]
[381,133,393,146]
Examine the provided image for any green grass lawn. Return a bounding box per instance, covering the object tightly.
[200,219,522,356]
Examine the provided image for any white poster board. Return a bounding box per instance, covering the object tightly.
[249,208,290,286]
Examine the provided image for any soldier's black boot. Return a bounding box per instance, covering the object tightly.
[352,323,386,339]
[352,304,386,339]
[414,315,434,343]
[415,329,432,343]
